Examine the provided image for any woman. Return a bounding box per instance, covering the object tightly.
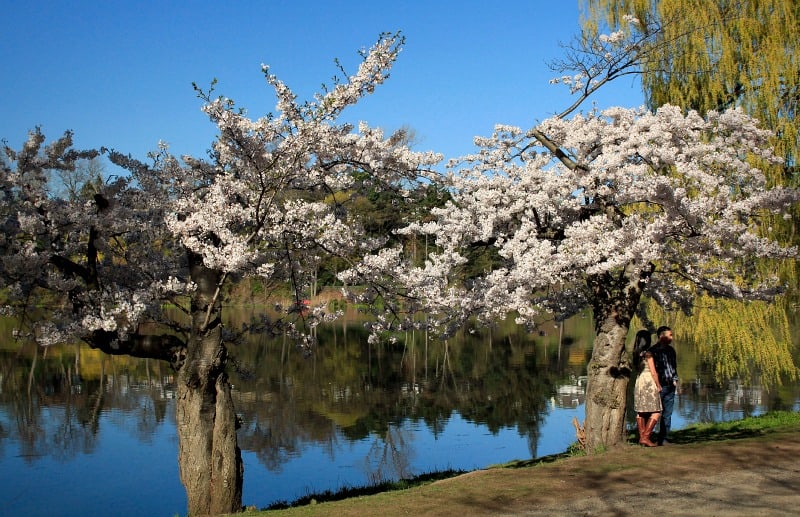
[632,329,662,447]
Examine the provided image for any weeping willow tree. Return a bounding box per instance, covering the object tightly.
[639,298,797,386]
[581,0,799,173]
[581,0,800,386]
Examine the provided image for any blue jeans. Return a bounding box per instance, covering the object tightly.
[658,385,676,445]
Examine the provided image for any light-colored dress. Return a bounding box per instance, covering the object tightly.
[634,351,662,413]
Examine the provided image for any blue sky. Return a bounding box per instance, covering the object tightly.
[1,1,643,167]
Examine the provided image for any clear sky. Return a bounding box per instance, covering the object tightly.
[1,0,643,167]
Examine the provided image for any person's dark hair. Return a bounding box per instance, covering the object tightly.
[656,325,672,337]
[633,329,651,369]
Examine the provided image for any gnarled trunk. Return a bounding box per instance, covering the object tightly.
[177,253,243,516]
[583,262,653,452]
[584,314,630,451]
[177,360,242,515]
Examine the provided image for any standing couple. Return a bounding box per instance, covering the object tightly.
[633,326,679,447]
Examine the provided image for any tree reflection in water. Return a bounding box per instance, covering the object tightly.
[1,313,799,515]
[231,314,575,476]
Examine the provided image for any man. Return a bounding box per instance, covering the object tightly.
[651,326,679,445]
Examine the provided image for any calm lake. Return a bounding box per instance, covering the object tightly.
[2,312,799,516]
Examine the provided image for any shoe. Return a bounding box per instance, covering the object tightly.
[641,418,659,447]
[636,415,647,445]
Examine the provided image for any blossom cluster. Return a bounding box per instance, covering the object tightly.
[343,105,799,334]
[1,34,441,347]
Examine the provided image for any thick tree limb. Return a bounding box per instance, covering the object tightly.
[83,329,187,370]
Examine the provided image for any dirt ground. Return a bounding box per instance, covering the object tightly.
[263,428,800,516]
[481,431,800,516]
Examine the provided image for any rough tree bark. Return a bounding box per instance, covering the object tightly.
[176,252,243,516]
[82,248,244,515]
[583,263,653,452]
[583,313,632,451]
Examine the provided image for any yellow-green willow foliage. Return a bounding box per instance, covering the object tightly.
[580,0,799,180]
[641,296,799,387]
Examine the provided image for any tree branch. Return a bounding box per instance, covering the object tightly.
[83,329,187,370]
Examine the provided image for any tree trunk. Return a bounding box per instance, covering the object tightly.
[177,364,242,515]
[582,263,653,452]
[177,253,243,516]
[583,314,631,452]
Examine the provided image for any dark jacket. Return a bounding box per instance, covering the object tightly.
[650,342,678,386]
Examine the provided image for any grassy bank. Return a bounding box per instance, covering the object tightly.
[233,410,800,516]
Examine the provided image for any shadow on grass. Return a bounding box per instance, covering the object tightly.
[616,424,766,447]
[666,425,765,444]
[632,410,800,446]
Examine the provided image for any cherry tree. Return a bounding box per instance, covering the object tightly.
[1,33,440,515]
[346,102,799,451]
[342,18,800,450]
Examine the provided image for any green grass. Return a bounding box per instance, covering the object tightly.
[667,410,800,443]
